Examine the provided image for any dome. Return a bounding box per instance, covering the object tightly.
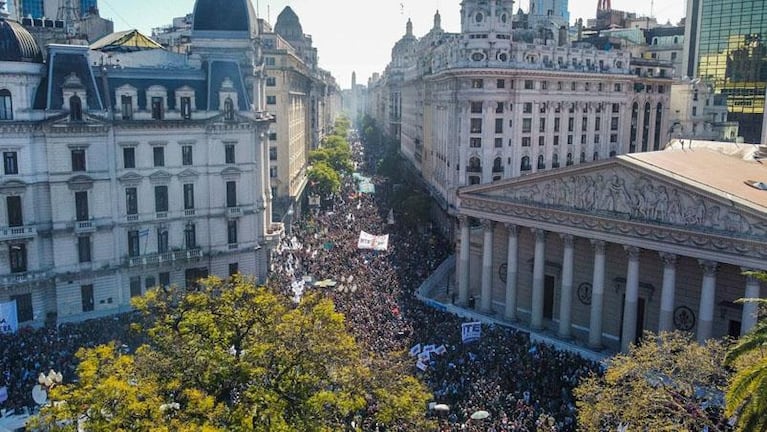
[274,6,303,41]
[192,0,257,35]
[0,18,43,63]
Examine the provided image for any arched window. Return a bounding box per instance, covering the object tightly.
[0,89,12,120]
[468,156,482,173]
[70,95,82,121]
[566,153,573,166]
[552,153,560,168]
[537,155,545,169]
[609,150,617,157]
[469,176,481,185]
[642,102,651,151]
[520,156,531,171]
[593,151,599,161]
[492,157,503,173]
[580,151,586,163]
[630,102,639,152]
[224,97,235,121]
[653,103,663,150]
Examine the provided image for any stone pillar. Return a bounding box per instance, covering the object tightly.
[530,228,546,330]
[621,246,641,352]
[742,271,761,335]
[558,234,575,339]
[504,224,519,321]
[658,253,678,332]
[480,220,494,312]
[589,240,606,348]
[697,260,718,343]
[458,216,470,305]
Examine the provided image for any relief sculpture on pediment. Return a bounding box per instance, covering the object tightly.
[503,169,764,238]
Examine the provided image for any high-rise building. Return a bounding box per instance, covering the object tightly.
[18,0,96,19]
[684,0,767,143]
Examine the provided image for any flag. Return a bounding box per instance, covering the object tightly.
[461,322,482,343]
[387,208,395,225]
[409,343,422,357]
[418,351,431,363]
[435,345,447,355]
[0,386,7,403]
[416,360,428,371]
[357,231,389,251]
[422,344,436,354]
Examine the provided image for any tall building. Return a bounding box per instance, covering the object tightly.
[0,0,284,327]
[18,0,97,19]
[684,0,767,143]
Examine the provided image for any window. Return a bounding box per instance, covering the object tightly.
[125,188,138,215]
[121,95,133,120]
[567,118,574,132]
[467,157,481,173]
[78,236,91,263]
[593,151,599,161]
[553,135,560,146]
[595,117,601,131]
[614,83,622,92]
[183,184,194,210]
[266,95,277,105]
[123,147,135,169]
[224,97,234,121]
[75,191,89,221]
[692,106,697,116]
[266,77,276,86]
[182,145,193,166]
[128,230,140,257]
[11,293,32,322]
[520,156,531,171]
[495,102,504,113]
[225,144,235,164]
[522,118,532,133]
[567,135,573,145]
[471,79,483,89]
[610,134,618,143]
[468,176,481,185]
[180,96,192,120]
[153,147,164,167]
[539,118,546,132]
[151,96,164,120]
[69,95,82,121]
[581,134,587,145]
[495,118,503,134]
[227,220,238,245]
[494,138,503,148]
[270,166,278,178]
[524,80,534,90]
[269,147,277,161]
[594,135,600,144]
[612,103,620,114]
[610,117,619,131]
[523,102,532,113]
[184,223,196,249]
[0,89,12,120]
[159,272,170,289]
[552,153,560,168]
[7,196,22,227]
[470,138,482,148]
[470,102,483,113]
[228,263,239,276]
[71,149,86,172]
[492,157,503,173]
[3,152,18,174]
[538,136,545,146]
[9,244,26,273]
[581,117,588,132]
[566,153,573,166]
[580,152,586,163]
[541,81,548,90]
[522,137,531,147]
[269,132,277,141]
[554,118,560,133]
[496,79,505,89]
[226,181,237,207]
[157,229,169,253]
[145,277,156,290]
[154,185,168,213]
[130,276,142,297]
[265,57,275,66]
[470,119,482,134]
[537,155,545,169]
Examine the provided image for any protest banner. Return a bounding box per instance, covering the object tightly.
[0,300,18,334]
[461,321,482,343]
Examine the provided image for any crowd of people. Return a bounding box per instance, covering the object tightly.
[268,137,601,431]
[0,134,601,431]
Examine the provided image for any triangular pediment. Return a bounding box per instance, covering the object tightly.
[220,166,242,179]
[178,168,200,179]
[149,170,172,184]
[118,172,143,185]
[460,158,767,241]
[67,174,94,191]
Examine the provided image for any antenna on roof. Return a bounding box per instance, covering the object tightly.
[255,0,259,18]
[267,4,270,24]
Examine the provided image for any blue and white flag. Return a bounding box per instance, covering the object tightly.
[0,386,7,403]
[409,343,422,357]
[461,321,482,343]
[416,360,428,371]
[0,300,18,334]
[435,345,447,355]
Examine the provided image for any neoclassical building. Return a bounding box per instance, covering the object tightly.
[454,143,765,352]
[0,0,284,326]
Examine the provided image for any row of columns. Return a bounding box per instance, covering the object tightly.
[456,217,762,351]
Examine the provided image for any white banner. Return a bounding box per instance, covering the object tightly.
[357,231,389,251]
[0,300,18,334]
[461,321,482,343]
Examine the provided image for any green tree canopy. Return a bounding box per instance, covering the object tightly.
[308,161,341,197]
[575,331,729,432]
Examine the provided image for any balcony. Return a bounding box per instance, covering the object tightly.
[227,206,242,217]
[0,270,51,288]
[184,209,196,217]
[74,220,95,233]
[127,248,203,268]
[126,214,139,222]
[264,222,284,244]
[0,225,37,242]
[156,211,168,219]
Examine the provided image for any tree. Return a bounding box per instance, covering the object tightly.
[32,276,434,431]
[308,161,341,196]
[575,331,729,432]
[725,272,767,431]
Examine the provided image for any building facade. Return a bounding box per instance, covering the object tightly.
[0,0,284,326]
[669,77,739,141]
[454,144,765,352]
[684,0,767,143]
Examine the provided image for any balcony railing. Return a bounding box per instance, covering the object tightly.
[126,214,139,222]
[184,209,196,217]
[227,206,242,217]
[127,248,203,267]
[0,225,37,242]
[74,220,95,233]
[0,270,51,288]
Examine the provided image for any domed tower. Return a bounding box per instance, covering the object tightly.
[459,0,514,65]
[0,2,45,120]
[274,6,317,69]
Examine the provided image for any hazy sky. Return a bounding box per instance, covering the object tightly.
[98,0,686,89]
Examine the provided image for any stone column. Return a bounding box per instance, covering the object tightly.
[621,246,641,352]
[530,228,546,330]
[558,234,575,339]
[697,260,718,343]
[480,220,494,312]
[458,216,470,305]
[589,240,606,348]
[742,271,761,335]
[658,253,678,332]
[504,224,519,321]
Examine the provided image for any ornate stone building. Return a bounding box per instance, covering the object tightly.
[454,143,765,352]
[0,0,284,326]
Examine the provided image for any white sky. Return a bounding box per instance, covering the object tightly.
[98,0,686,89]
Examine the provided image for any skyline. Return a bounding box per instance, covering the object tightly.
[95,0,685,89]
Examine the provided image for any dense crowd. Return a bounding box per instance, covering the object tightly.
[268,138,600,431]
[0,135,601,431]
